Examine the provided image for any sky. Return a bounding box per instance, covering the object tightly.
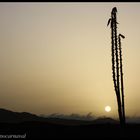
[0,2,140,118]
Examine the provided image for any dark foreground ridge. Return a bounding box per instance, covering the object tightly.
[0,108,139,139]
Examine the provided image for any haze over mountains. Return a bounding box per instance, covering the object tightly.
[0,108,139,124]
[0,108,116,125]
[0,108,140,139]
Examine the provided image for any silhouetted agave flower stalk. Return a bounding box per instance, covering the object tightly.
[118,34,126,124]
[107,7,126,127]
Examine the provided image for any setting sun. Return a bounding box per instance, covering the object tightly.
[105,106,111,112]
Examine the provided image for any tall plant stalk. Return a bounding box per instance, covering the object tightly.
[118,34,126,125]
[107,7,126,127]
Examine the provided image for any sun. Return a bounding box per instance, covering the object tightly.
[105,106,111,112]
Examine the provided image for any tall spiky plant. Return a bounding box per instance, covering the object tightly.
[118,34,126,125]
[107,7,125,126]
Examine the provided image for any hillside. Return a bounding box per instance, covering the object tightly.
[0,108,118,125]
[0,108,140,139]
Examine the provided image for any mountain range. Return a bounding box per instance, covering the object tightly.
[0,108,119,125]
[0,108,140,125]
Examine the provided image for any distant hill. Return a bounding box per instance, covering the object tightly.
[1,108,140,139]
[0,108,41,123]
[92,117,119,124]
[0,108,119,125]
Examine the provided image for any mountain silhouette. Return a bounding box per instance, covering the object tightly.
[92,117,119,124]
[0,108,41,123]
[0,108,140,139]
[0,108,118,125]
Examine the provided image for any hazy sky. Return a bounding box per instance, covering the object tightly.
[0,2,140,118]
